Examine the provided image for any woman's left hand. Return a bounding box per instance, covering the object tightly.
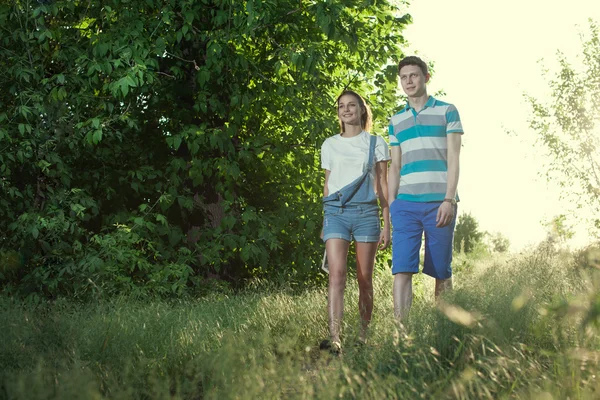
[378,226,390,250]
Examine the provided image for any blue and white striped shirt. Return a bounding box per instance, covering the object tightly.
[388,96,464,202]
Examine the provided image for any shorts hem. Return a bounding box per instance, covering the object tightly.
[422,270,453,280]
[354,235,380,243]
[323,233,351,243]
[391,267,419,275]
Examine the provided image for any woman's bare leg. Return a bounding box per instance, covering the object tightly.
[326,238,350,344]
[355,241,378,342]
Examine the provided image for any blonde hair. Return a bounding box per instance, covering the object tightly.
[336,90,372,133]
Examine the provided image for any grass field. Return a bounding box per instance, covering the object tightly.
[1,244,600,399]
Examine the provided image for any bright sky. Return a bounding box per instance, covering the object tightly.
[403,0,600,250]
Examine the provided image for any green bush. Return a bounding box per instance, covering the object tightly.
[0,0,409,298]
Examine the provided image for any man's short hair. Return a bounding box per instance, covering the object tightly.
[398,56,428,76]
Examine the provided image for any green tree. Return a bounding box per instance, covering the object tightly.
[454,212,484,253]
[525,20,600,233]
[487,232,510,253]
[543,214,575,247]
[0,0,410,298]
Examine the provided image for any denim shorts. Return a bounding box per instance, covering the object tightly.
[390,200,457,280]
[322,203,380,243]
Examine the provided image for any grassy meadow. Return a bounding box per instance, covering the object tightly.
[1,244,600,399]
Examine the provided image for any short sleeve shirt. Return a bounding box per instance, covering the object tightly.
[321,130,390,194]
[388,96,464,202]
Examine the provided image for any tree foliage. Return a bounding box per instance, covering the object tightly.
[486,232,510,253]
[543,214,575,248]
[454,212,484,253]
[526,20,600,232]
[0,0,410,299]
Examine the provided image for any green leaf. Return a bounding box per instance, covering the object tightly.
[120,80,129,96]
[156,214,167,226]
[189,141,199,155]
[241,246,250,262]
[125,75,137,87]
[198,69,210,86]
[173,136,182,150]
[155,37,166,53]
[92,129,103,144]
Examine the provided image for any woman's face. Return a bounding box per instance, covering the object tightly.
[337,94,363,128]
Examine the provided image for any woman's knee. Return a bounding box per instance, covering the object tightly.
[329,269,346,288]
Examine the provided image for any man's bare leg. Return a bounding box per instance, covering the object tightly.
[435,277,453,300]
[393,272,413,321]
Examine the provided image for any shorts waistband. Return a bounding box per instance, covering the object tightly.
[324,203,378,211]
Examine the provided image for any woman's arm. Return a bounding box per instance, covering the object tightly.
[376,160,390,249]
[321,170,330,239]
[388,146,401,203]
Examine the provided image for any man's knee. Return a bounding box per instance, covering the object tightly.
[394,272,413,284]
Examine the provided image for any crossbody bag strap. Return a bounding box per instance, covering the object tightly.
[366,135,377,170]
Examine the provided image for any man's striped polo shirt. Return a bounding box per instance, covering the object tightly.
[388,96,464,202]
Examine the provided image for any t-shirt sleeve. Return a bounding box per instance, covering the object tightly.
[388,121,400,146]
[321,140,331,170]
[446,104,464,134]
[375,136,391,162]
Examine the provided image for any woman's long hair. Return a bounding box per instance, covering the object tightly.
[336,90,373,134]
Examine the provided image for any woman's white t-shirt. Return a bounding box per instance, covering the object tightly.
[321,131,391,194]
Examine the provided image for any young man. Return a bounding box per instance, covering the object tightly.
[387,56,464,321]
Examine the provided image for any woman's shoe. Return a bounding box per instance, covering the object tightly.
[319,339,342,355]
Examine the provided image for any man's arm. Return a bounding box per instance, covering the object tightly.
[445,133,461,200]
[436,133,461,227]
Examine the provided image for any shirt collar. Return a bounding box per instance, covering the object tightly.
[405,95,437,111]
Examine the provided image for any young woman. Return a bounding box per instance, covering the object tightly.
[320,90,390,353]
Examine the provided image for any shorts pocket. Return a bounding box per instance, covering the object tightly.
[323,205,341,216]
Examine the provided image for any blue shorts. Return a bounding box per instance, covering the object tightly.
[322,203,380,243]
[390,200,457,279]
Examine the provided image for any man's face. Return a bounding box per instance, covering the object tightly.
[399,65,429,97]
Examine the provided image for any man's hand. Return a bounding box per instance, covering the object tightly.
[379,225,390,250]
[436,202,455,228]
